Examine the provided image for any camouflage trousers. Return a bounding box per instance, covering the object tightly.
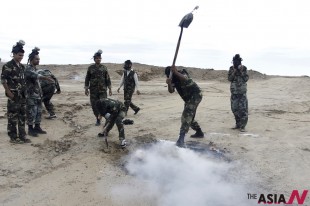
[231,93,248,128]
[7,97,26,139]
[105,111,126,140]
[42,91,55,116]
[124,89,139,112]
[180,94,202,134]
[90,90,107,118]
[26,98,42,125]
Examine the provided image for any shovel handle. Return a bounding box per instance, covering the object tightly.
[170,26,184,79]
[102,122,110,148]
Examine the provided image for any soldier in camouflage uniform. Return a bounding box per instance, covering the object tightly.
[38,69,61,119]
[1,40,30,143]
[228,54,249,132]
[117,60,140,115]
[25,47,54,136]
[165,66,204,147]
[96,98,127,148]
[85,50,112,126]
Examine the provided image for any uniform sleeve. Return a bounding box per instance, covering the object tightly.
[118,72,124,89]
[25,67,39,81]
[241,66,249,82]
[84,67,91,89]
[228,67,235,82]
[134,72,139,90]
[1,64,10,84]
[105,69,111,88]
[52,74,60,91]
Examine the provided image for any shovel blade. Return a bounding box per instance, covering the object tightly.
[178,13,193,28]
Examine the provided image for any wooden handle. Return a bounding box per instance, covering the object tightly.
[169,27,184,79]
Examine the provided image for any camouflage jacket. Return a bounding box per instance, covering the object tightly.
[1,59,26,96]
[124,70,136,91]
[172,69,202,102]
[25,65,41,99]
[37,69,60,93]
[96,98,126,118]
[84,64,111,92]
[228,65,249,94]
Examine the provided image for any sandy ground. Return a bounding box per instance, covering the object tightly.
[0,64,310,205]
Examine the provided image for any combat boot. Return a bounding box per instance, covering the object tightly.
[190,128,204,138]
[19,136,31,143]
[95,119,101,126]
[9,136,18,143]
[120,139,127,148]
[176,133,186,148]
[28,125,38,137]
[34,124,47,134]
[134,108,140,115]
[231,125,240,129]
[46,114,57,119]
[239,127,246,132]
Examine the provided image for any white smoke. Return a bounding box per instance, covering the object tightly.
[110,141,255,206]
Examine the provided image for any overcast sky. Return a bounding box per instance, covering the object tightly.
[1,0,309,76]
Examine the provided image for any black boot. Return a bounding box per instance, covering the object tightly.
[28,125,38,137]
[95,119,101,126]
[34,124,47,134]
[176,133,186,148]
[19,136,31,143]
[190,128,204,138]
[134,108,140,115]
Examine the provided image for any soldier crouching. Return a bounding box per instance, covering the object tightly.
[96,98,127,148]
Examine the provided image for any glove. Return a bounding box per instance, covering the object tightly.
[122,119,134,125]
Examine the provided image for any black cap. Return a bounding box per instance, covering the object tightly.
[93,49,103,58]
[124,60,132,65]
[12,40,25,54]
[233,54,243,61]
[28,47,40,61]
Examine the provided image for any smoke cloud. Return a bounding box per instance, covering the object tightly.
[110,141,255,206]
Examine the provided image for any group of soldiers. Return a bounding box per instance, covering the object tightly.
[1,40,248,148]
[1,41,61,143]
[84,49,248,148]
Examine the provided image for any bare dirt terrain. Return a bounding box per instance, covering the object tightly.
[0,62,309,205]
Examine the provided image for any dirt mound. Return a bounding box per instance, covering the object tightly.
[1,62,268,81]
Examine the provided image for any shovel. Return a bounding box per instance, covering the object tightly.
[169,6,199,79]
[98,122,111,151]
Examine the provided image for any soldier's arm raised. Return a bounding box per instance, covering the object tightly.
[228,67,236,82]
[171,66,187,82]
[240,66,249,82]
[166,78,175,93]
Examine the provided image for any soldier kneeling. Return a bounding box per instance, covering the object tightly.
[96,98,127,148]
